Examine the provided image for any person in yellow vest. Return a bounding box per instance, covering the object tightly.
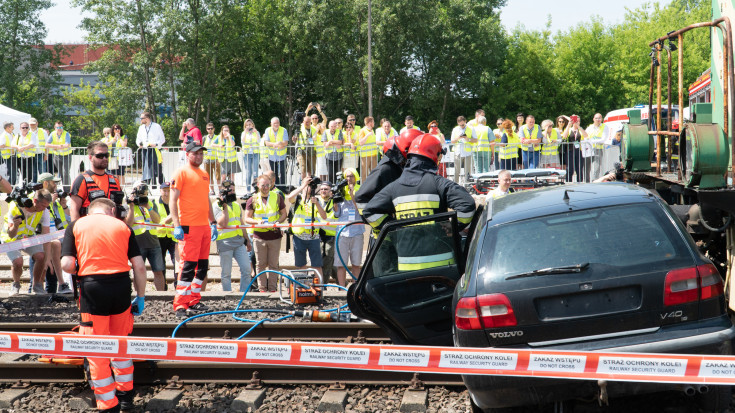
[3,189,52,296]
[219,125,240,184]
[497,119,520,171]
[47,121,72,188]
[346,114,362,137]
[451,116,477,182]
[323,120,344,182]
[262,117,290,187]
[240,119,261,192]
[584,113,609,182]
[155,181,178,290]
[101,127,116,174]
[28,118,47,176]
[485,169,514,201]
[244,174,288,292]
[317,180,341,285]
[518,115,542,169]
[473,116,492,174]
[110,124,129,186]
[399,115,422,134]
[307,102,326,135]
[1,122,18,185]
[357,116,377,177]
[468,109,485,128]
[333,168,363,286]
[213,180,252,292]
[38,173,72,294]
[287,176,327,278]
[375,119,398,159]
[342,121,359,171]
[124,181,166,291]
[314,122,328,180]
[540,119,563,168]
[14,122,38,182]
[203,122,222,194]
[293,115,316,180]
[491,118,504,170]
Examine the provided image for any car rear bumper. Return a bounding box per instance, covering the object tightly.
[464,321,735,410]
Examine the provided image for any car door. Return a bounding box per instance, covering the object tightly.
[347,211,465,346]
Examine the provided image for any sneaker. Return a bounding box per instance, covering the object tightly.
[32,285,47,295]
[8,283,20,296]
[175,308,188,319]
[187,302,210,313]
[57,283,73,294]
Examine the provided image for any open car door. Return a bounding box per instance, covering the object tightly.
[347,211,464,346]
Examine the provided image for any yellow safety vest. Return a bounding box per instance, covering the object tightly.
[221,136,237,162]
[217,201,244,240]
[292,198,320,236]
[540,128,560,156]
[36,129,47,154]
[14,133,35,157]
[475,126,491,152]
[250,191,281,235]
[319,199,337,236]
[265,127,287,157]
[2,202,46,242]
[499,132,520,160]
[453,126,476,154]
[132,205,156,236]
[0,131,15,159]
[343,129,359,158]
[323,130,343,157]
[314,132,325,158]
[49,130,72,155]
[358,128,377,157]
[156,199,175,240]
[585,123,606,149]
[491,128,502,153]
[204,134,221,161]
[519,125,541,151]
[297,125,313,148]
[375,128,397,152]
[241,131,261,155]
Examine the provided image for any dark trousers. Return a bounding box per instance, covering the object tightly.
[327,158,343,182]
[269,159,286,185]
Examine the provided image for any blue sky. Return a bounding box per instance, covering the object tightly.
[42,0,670,43]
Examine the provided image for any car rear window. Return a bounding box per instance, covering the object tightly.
[481,202,693,280]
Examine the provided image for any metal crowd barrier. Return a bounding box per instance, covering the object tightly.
[0,141,625,194]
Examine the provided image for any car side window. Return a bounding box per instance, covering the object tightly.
[371,216,459,278]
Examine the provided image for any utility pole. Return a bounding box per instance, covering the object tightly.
[367,0,373,118]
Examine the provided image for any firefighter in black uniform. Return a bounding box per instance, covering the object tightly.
[362,133,476,272]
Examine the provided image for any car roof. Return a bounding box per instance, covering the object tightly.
[487,183,657,226]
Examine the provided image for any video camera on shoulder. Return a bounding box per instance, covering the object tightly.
[218,180,236,207]
[8,182,43,208]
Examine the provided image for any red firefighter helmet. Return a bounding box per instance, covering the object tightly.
[383,128,423,158]
[407,133,445,164]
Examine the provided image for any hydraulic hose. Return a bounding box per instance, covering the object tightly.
[335,222,365,281]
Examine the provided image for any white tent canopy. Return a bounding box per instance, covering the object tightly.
[0,104,31,134]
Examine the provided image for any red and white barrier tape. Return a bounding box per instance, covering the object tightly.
[0,230,65,254]
[3,331,735,384]
[144,221,364,230]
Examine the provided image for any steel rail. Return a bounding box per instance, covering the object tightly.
[0,322,390,342]
[0,360,464,386]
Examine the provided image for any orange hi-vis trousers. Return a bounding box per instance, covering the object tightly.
[80,310,134,410]
[173,225,211,311]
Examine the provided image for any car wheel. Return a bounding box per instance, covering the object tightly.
[696,385,732,412]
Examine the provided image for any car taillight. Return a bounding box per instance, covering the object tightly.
[664,265,724,306]
[698,264,724,300]
[455,294,516,330]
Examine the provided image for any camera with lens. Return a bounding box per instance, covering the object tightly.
[293,110,306,127]
[110,190,127,220]
[8,182,43,208]
[56,188,68,199]
[218,180,237,207]
[308,176,322,193]
[131,183,149,205]
[331,179,348,203]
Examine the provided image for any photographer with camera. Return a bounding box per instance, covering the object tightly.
[212,180,252,292]
[332,168,364,286]
[3,187,52,296]
[69,141,124,222]
[124,181,166,291]
[316,180,342,285]
[287,175,327,278]
[36,173,73,294]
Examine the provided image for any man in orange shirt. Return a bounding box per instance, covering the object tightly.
[61,198,147,412]
[170,142,217,318]
[69,141,123,221]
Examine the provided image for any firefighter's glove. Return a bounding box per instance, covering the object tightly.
[173,226,184,240]
[131,296,145,316]
[210,223,218,241]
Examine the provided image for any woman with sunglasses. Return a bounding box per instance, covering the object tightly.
[219,125,240,184]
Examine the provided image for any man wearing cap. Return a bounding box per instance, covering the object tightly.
[28,118,48,175]
[69,141,123,221]
[399,116,421,134]
[170,142,218,318]
[38,172,72,294]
